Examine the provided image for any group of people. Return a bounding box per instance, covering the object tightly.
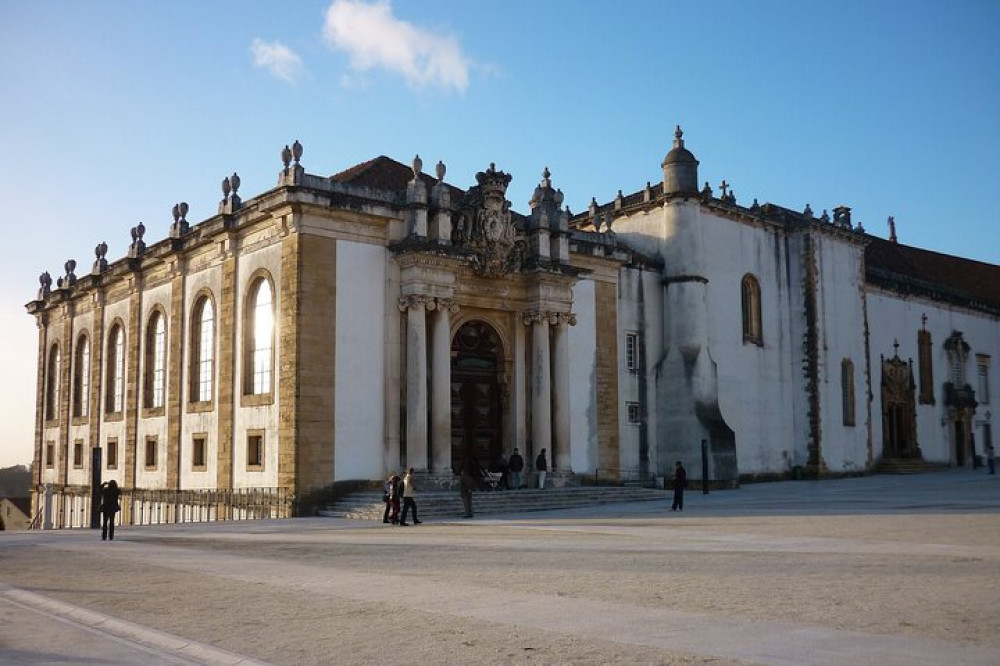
[383,468,422,525]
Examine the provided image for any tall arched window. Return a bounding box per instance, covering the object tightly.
[72,334,90,418]
[741,274,762,346]
[245,277,274,395]
[144,310,167,409]
[106,324,125,414]
[190,295,215,402]
[45,344,60,421]
[841,358,856,426]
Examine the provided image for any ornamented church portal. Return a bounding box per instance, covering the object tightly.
[451,320,503,474]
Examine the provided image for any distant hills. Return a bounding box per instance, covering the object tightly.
[0,465,31,498]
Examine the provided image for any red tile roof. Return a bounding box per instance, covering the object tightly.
[332,155,465,199]
[865,236,1000,312]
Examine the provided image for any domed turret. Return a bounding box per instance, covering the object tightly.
[661,125,699,197]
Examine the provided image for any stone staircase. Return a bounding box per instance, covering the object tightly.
[319,486,670,521]
[874,458,950,474]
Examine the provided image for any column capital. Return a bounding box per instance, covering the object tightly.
[427,297,460,314]
[555,312,577,327]
[522,310,545,326]
[398,294,430,312]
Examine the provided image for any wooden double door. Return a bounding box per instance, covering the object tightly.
[451,321,503,474]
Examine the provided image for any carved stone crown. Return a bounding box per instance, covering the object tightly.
[476,163,512,198]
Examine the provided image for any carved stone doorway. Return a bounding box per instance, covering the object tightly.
[881,354,921,459]
[451,320,503,474]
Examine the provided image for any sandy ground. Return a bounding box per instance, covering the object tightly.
[1,470,998,665]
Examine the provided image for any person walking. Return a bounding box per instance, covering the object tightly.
[390,473,403,524]
[399,468,421,525]
[100,480,121,541]
[535,449,548,489]
[382,472,395,524]
[508,448,524,490]
[460,456,478,518]
[671,461,687,511]
[987,442,996,475]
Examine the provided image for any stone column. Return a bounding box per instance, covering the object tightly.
[552,312,576,470]
[430,298,457,474]
[401,296,429,471]
[526,311,552,461]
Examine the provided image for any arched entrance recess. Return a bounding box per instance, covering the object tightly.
[451,320,503,474]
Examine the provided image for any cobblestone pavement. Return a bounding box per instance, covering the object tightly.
[1,469,998,665]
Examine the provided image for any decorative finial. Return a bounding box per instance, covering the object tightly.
[411,154,422,178]
[820,209,830,222]
[178,202,188,220]
[554,188,564,206]
[888,215,897,243]
[65,259,76,275]
[135,222,145,240]
[921,313,928,330]
[291,140,303,164]
[604,210,614,233]
[230,172,240,193]
[675,125,683,140]
[172,204,180,223]
[803,203,813,218]
[435,160,446,181]
[589,197,598,218]
[222,176,231,198]
[95,242,107,259]
[281,144,292,169]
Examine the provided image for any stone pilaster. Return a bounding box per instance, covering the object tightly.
[124,278,142,490]
[400,295,429,471]
[525,311,552,460]
[32,313,48,503]
[430,298,457,473]
[285,231,338,495]
[552,312,576,470]
[166,264,185,489]
[58,306,73,487]
[216,249,237,491]
[88,292,104,482]
[594,282,620,474]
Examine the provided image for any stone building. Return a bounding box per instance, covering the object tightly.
[26,130,1000,515]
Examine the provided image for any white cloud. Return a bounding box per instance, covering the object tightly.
[250,39,305,84]
[323,0,469,93]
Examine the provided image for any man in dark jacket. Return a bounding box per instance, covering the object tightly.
[535,449,548,489]
[508,448,525,489]
[672,461,687,511]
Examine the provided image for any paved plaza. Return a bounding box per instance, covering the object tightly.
[1,470,998,665]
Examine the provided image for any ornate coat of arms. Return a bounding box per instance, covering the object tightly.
[454,163,524,277]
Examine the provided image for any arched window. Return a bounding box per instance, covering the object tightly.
[841,359,856,426]
[144,310,167,409]
[741,274,762,346]
[45,344,60,421]
[190,295,215,402]
[106,324,125,414]
[245,277,274,395]
[72,334,90,418]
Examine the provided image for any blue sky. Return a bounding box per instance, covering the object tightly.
[1,0,998,467]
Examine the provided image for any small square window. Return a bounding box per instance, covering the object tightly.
[73,439,84,469]
[106,438,118,469]
[45,441,55,469]
[247,432,264,469]
[192,435,207,470]
[145,437,158,469]
[626,402,640,425]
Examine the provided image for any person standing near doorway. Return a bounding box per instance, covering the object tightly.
[535,449,548,489]
[508,448,524,489]
[100,480,121,541]
[671,461,687,511]
[399,468,421,525]
[460,456,478,518]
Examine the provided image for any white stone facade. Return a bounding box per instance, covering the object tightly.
[27,133,1000,515]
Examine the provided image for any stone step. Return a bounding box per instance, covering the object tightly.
[318,486,670,521]
[874,459,949,474]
